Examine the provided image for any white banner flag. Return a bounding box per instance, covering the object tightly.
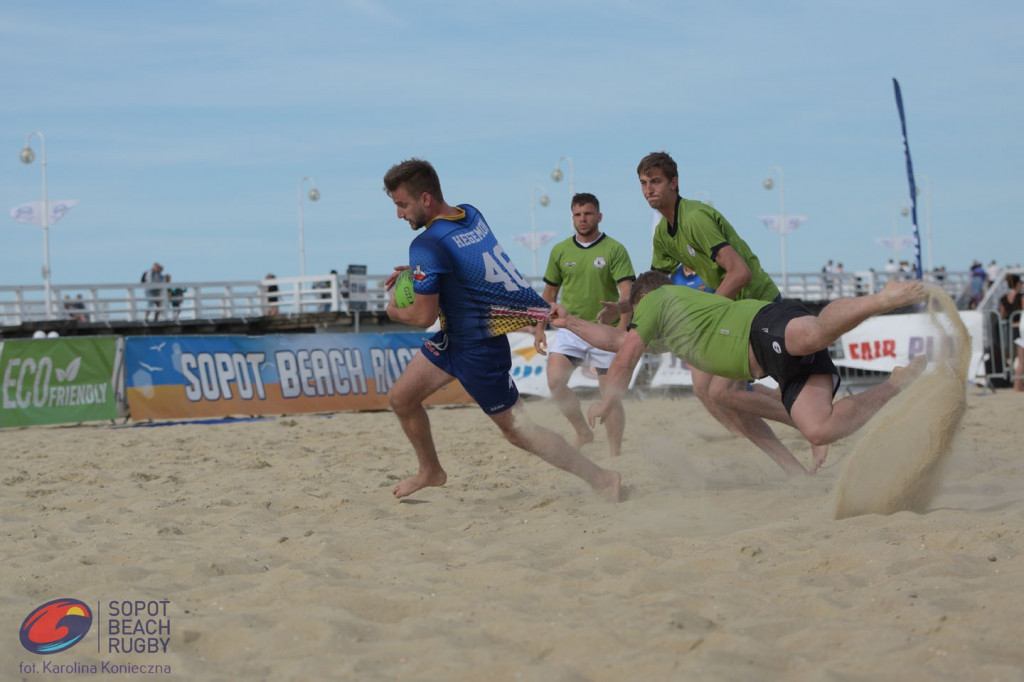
[9,200,78,227]
[874,235,917,251]
[760,214,806,234]
[511,230,558,251]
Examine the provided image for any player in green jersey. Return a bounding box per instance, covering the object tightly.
[553,271,927,468]
[601,151,818,473]
[534,193,635,456]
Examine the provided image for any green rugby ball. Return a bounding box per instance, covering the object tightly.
[394,269,415,308]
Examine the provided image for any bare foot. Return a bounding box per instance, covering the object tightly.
[889,354,927,391]
[393,468,447,499]
[593,469,621,502]
[809,443,829,473]
[879,280,927,309]
[574,427,595,450]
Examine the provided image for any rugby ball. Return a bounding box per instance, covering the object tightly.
[394,269,415,308]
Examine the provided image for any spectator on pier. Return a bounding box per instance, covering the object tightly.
[969,260,986,309]
[821,259,835,299]
[264,274,280,316]
[167,275,186,322]
[999,273,1023,392]
[986,260,1001,290]
[142,262,166,322]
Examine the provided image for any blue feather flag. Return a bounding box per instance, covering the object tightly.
[893,78,922,279]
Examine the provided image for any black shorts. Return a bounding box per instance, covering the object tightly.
[750,300,840,414]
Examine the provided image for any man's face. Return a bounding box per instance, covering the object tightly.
[638,169,678,211]
[390,186,430,230]
[571,202,601,240]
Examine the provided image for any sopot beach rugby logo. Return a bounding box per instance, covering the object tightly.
[19,598,93,654]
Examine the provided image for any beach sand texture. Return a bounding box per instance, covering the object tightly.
[2,388,1023,681]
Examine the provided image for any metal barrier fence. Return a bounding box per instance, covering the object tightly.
[970,268,1023,388]
[980,307,1022,388]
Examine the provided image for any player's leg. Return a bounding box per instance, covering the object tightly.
[695,368,804,472]
[788,358,926,446]
[690,367,742,436]
[785,281,927,356]
[710,377,829,471]
[387,351,456,498]
[594,371,625,457]
[490,401,620,501]
[706,376,807,474]
[547,351,593,448]
[711,376,792,424]
[585,344,624,457]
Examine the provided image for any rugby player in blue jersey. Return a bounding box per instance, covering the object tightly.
[382,159,621,501]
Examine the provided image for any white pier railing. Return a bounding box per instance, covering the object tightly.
[0,269,973,328]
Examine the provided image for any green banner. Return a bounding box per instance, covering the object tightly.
[0,337,120,428]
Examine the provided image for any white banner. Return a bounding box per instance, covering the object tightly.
[835,310,984,376]
[760,215,806,234]
[9,200,78,227]
[511,231,558,251]
[874,235,917,251]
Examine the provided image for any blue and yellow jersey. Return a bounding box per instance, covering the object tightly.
[409,204,549,342]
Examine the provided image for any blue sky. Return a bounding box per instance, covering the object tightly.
[1,0,1021,288]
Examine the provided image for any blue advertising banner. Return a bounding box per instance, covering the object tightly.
[124,333,472,420]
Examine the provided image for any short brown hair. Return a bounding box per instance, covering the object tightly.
[383,158,445,202]
[629,270,672,307]
[571,192,600,211]
[636,151,678,181]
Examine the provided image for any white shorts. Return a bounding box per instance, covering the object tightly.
[548,327,617,370]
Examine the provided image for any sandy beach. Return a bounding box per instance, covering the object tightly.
[3,385,1023,681]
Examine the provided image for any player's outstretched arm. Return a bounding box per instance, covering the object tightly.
[550,304,628,352]
[596,299,631,325]
[587,330,646,426]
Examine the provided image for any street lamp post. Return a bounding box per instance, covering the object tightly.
[297,176,320,278]
[550,156,574,196]
[19,131,53,319]
[530,184,550,278]
[763,166,787,292]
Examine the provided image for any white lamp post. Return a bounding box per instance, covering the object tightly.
[530,184,550,278]
[19,131,53,319]
[550,156,574,196]
[763,166,787,292]
[297,176,320,278]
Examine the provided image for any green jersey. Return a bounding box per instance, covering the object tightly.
[652,197,779,302]
[544,233,635,323]
[631,285,770,380]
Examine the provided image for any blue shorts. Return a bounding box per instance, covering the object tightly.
[420,331,519,415]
